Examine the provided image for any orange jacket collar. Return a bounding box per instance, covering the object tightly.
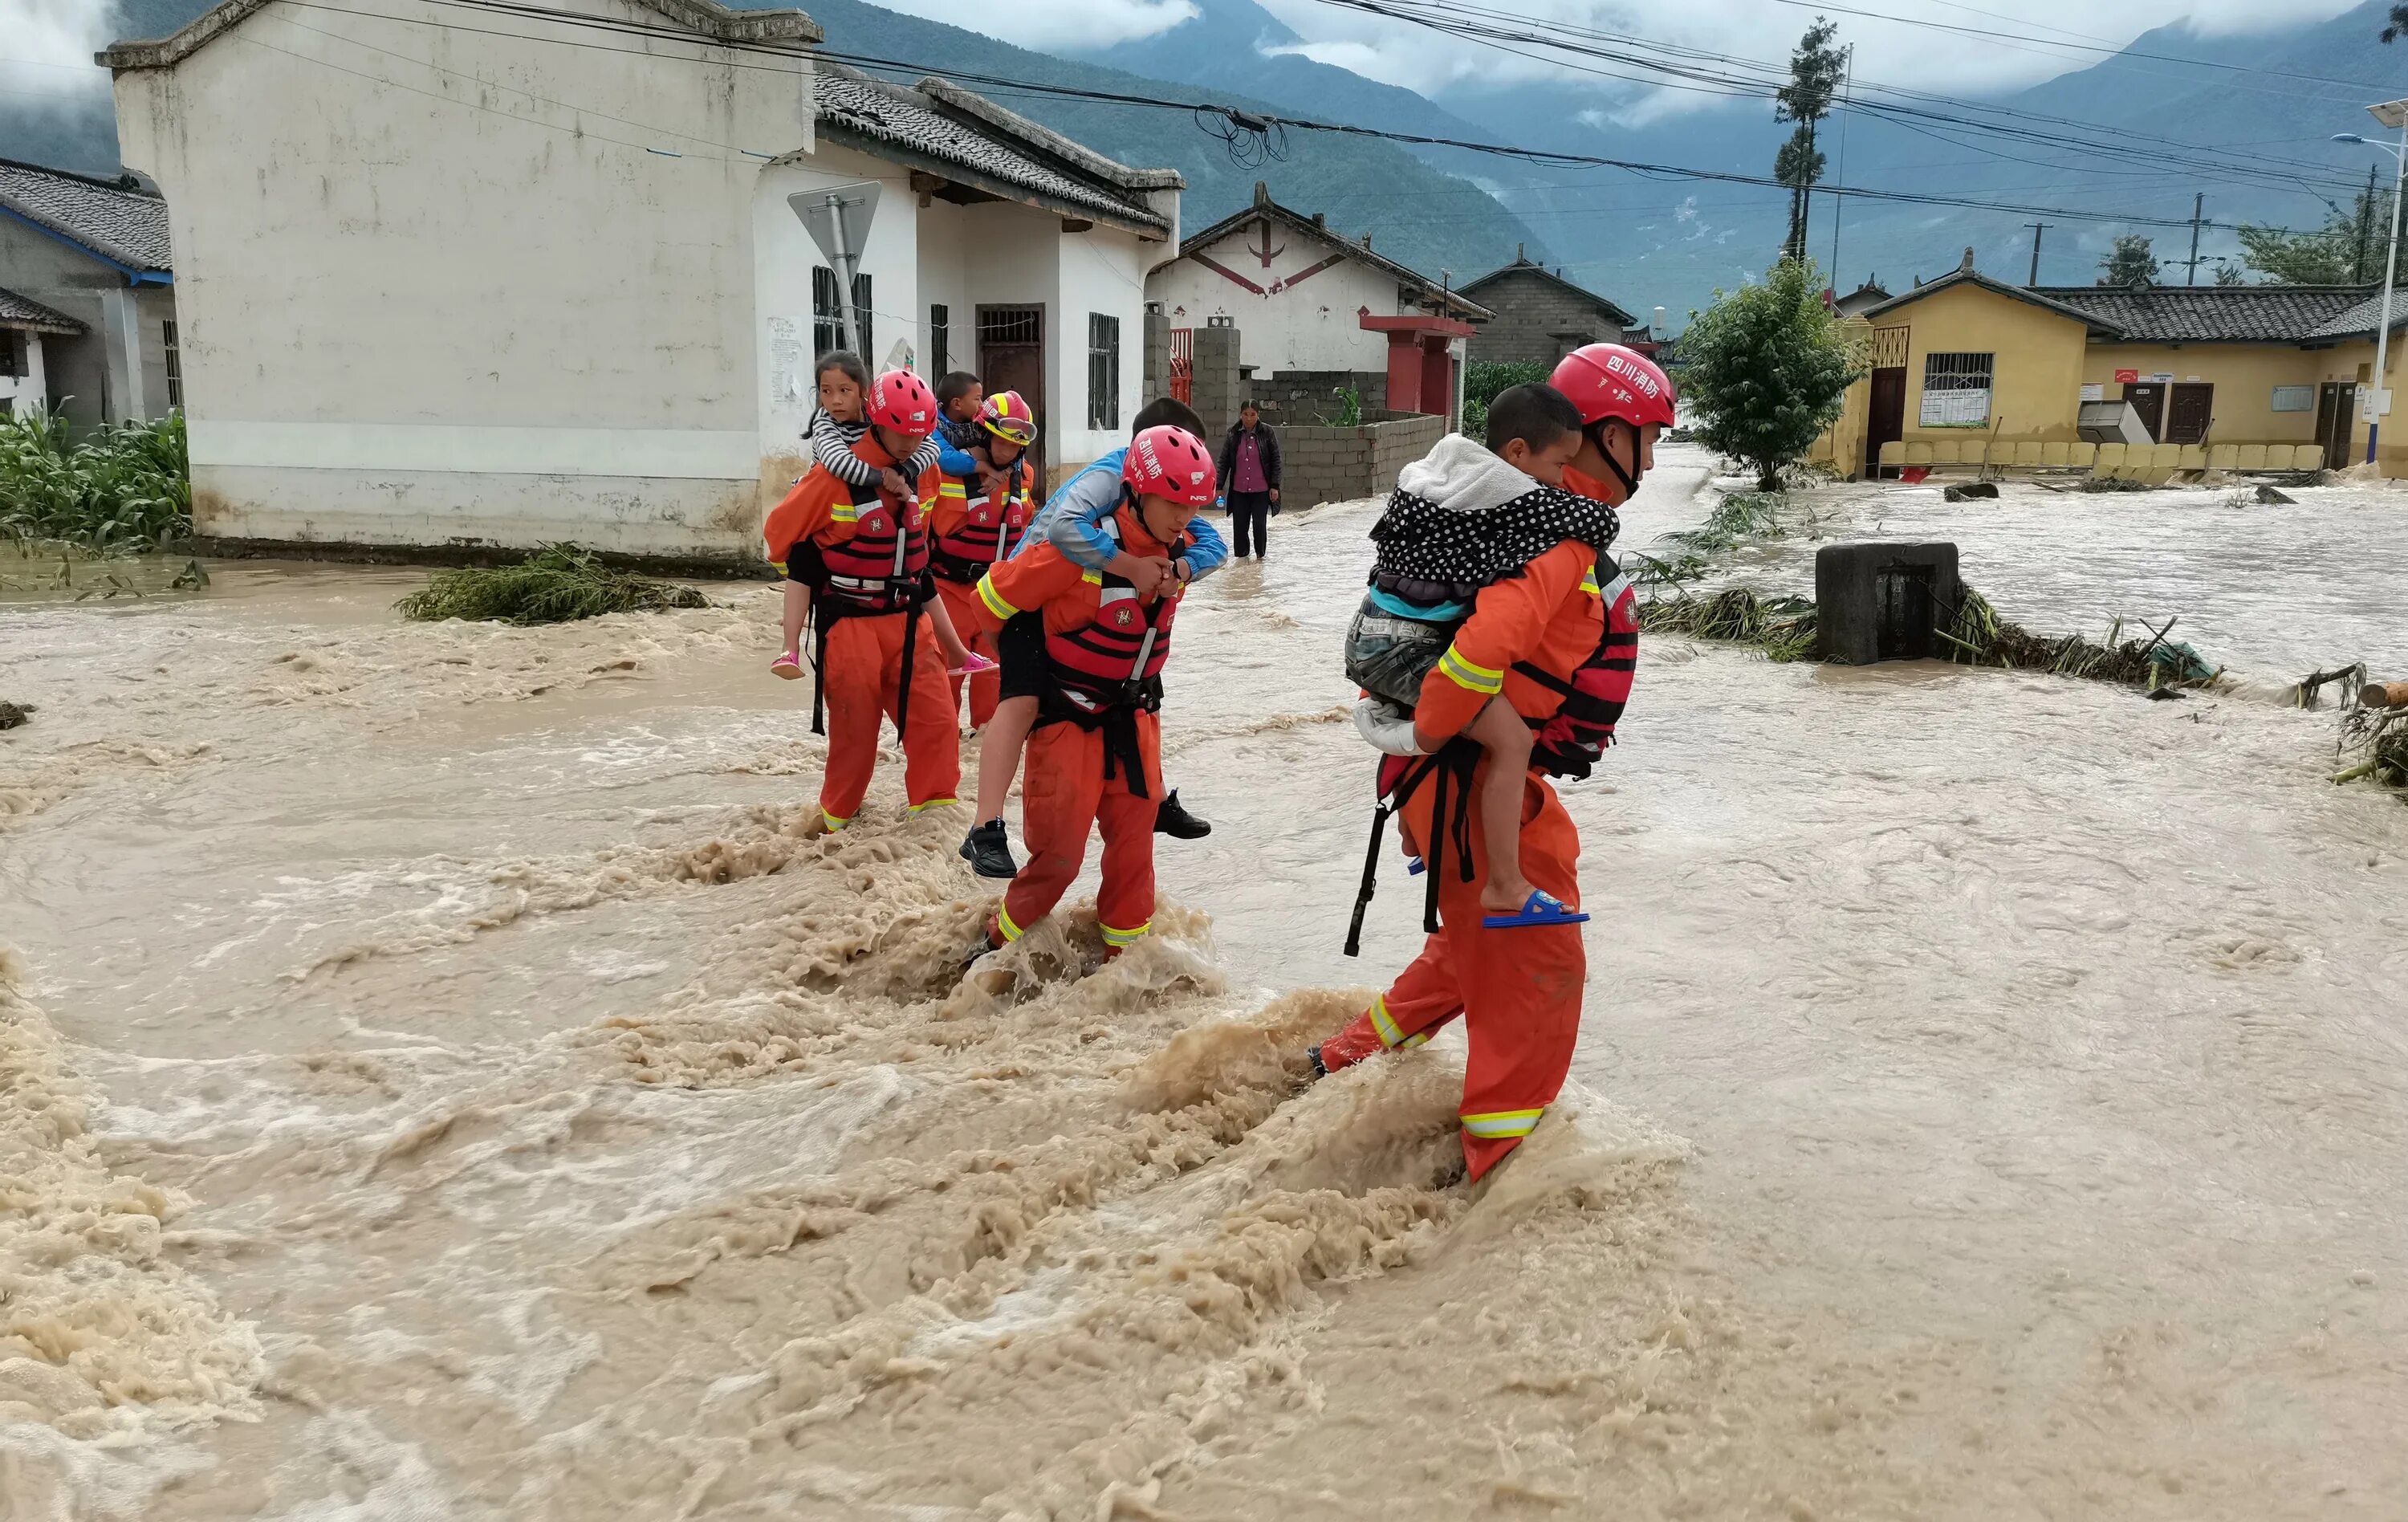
[1560,463,1628,507]
[1114,504,1180,558]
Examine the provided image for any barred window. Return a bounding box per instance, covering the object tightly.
[0,328,22,380]
[1087,313,1121,431]
[981,307,1041,345]
[929,303,950,376]
[1920,350,1992,427]
[163,320,182,409]
[812,266,871,357]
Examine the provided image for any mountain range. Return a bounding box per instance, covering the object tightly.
[11,0,2408,323]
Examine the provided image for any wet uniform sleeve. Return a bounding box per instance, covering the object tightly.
[1180,514,1228,580]
[811,413,879,486]
[1414,541,1594,741]
[974,542,1083,635]
[1043,469,1125,571]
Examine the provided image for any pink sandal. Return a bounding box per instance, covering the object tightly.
[771,649,803,680]
[950,653,999,676]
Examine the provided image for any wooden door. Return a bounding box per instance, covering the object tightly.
[2121,383,2166,441]
[978,305,1045,486]
[1865,366,1906,477]
[2316,382,2357,469]
[2166,383,2213,445]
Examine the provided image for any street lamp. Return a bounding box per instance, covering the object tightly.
[2335,96,2408,464]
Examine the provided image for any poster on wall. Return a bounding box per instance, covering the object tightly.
[2080,384,2105,401]
[1920,388,1991,427]
[2113,368,2139,385]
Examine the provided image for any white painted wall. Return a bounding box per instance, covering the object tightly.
[1054,225,1153,468]
[1147,222,1418,376]
[112,0,811,555]
[0,331,47,414]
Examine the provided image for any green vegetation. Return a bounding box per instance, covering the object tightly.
[1639,586,1820,661]
[2097,235,2161,288]
[2335,705,2408,791]
[1459,360,1550,442]
[395,543,710,626]
[1677,259,1864,491]
[0,409,191,552]
[1628,491,1790,585]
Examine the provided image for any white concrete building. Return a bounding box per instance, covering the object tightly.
[0,158,178,426]
[1,288,84,417]
[102,0,1178,559]
[1146,183,1488,378]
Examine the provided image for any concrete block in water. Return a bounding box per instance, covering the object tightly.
[1815,542,1962,665]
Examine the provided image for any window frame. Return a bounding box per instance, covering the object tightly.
[1087,312,1121,431]
[1919,349,1994,427]
[811,266,872,359]
[929,303,950,376]
[163,319,182,409]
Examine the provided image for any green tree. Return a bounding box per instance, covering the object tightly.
[2237,181,2397,284]
[1773,18,1848,265]
[2385,4,2408,41]
[2097,234,2160,287]
[1678,258,1864,492]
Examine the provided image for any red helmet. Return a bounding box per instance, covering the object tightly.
[1551,343,1676,432]
[865,368,938,435]
[1122,425,1217,509]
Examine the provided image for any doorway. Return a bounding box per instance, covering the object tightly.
[977,304,1046,486]
[2316,381,2357,470]
[1865,365,1906,478]
[2121,382,2166,442]
[2165,383,2213,446]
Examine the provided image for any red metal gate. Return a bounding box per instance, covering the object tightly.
[1169,327,1194,405]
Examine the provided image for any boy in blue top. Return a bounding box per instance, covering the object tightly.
[960,398,1229,878]
[933,372,990,485]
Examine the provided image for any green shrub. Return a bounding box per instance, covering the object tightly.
[1460,360,1551,442]
[395,543,710,625]
[0,408,191,551]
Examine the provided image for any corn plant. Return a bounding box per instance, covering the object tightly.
[0,406,191,552]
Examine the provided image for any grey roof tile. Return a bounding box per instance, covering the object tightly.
[2032,284,2376,344]
[0,157,172,275]
[2303,289,2408,341]
[0,284,87,334]
[814,70,1167,231]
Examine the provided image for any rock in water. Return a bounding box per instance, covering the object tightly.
[0,702,33,730]
[2255,484,2296,505]
[1944,482,2001,501]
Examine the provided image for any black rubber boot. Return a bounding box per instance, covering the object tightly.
[1308,1044,1328,1080]
[959,818,1019,880]
[1153,788,1212,840]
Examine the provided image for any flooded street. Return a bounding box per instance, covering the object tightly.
[6,447,2407,1518]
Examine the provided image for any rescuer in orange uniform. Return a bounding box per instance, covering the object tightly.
[761,368,962,832]
[929,389,1039,730]
[1318,343,1674,1181]
[966,424,1218,957]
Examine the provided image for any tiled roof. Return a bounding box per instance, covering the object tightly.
[0,158,172,275]
[1458,258,1635,328]
[814,69,1169,232]
[2303,288,2408,341]
[1179,193,1491,322]
[2034,284,2377,344]
[1857,267,2114,333]
[0,285,86,335]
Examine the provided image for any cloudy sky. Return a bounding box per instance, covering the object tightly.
[874,0,2369,104]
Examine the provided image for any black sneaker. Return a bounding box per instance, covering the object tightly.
[959,818,1019,879]
[1154,788,1211,840]
[1307,1044,1328,1080]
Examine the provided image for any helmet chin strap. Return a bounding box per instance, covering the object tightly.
[1587,420,1641,497]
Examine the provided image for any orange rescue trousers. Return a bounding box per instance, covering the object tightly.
[816,608,962,831]
[995,710,1161,954]
[934,576,1001,730]
[1320,755,1585,1181]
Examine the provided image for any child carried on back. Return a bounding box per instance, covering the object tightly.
[1344,382,1621,928]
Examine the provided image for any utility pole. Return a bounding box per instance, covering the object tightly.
[2024,222,2049,286]
[2186,192,2205,286]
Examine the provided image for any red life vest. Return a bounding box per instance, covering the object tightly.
[930,459,1031,583]
[819,482,930,617]
[1517,558,1637,779]
[1042,515,1188,721]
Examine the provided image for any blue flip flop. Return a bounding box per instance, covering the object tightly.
[1483,889,1591,930]
[1406,856,1426,876]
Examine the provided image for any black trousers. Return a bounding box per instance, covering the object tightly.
[1228,491,1273,557]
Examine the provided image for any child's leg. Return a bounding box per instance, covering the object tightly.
[773,582,808,675]
[974,696,1038,822]
[1466,699,1537,914]
[924,595,974,667]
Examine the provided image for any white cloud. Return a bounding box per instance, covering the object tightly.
[2,0,117,109]
[1245,0,2367,118]
[868,0,1199,51]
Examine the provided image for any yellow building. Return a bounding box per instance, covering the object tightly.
[1813,251,2408,478]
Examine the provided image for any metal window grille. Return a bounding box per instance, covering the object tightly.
[1088,313,1120,431]
[1869,325,1910,367]
[811,266,871,357]
[929,303,949,376]
[979,307,1041,346]
[1920,350,1992,427]
[0,329,22,380]
[163,320,181,409]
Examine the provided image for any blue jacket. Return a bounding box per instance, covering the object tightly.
[1017,446,1228,578]
[934,414,982,480]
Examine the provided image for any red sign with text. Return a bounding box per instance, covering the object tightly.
[2113,368,2139,385]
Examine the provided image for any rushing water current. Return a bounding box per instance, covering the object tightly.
[3,446,2406,1519]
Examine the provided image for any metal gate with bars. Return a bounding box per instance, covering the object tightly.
[1168,327,1194,405]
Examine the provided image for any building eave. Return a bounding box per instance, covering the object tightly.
[813,121,1167,239]
[0,202,169,282]
[1457,259,1635,328]
[1857,268,2123,336]
[1178,196,1491,323]
[101,0,821,70]
[913,76,1182,192]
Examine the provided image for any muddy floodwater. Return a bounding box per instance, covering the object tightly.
[5,448,2407,1519]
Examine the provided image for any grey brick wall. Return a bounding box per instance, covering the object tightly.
[1278,413,1446,507]
[1464,267,1623,368]
[1191,321,1243,439]
[1234,368,1389,429]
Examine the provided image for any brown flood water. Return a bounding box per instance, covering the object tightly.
[4,450,2406,1519]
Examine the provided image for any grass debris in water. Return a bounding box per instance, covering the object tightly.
[1935,588,2219,691]
[2334,706,2408,792]
[1639,586,1820,662]
[395,543,710,625]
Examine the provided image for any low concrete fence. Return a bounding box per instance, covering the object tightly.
[1279,411,1447,507]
